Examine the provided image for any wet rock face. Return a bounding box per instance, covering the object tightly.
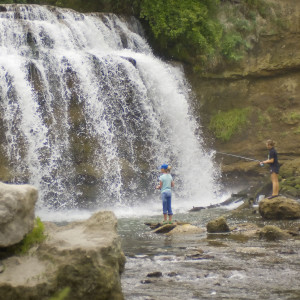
[259,197,300,220]
[0,182,38,247]
[0,211,126,300]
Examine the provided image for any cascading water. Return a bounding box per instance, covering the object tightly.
[0,4,221,216]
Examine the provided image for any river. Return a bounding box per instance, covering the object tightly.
[119,206,300,300]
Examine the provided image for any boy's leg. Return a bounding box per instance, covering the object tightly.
[162,192,168,221]
[271,172,279,196]
[166,191,173,221]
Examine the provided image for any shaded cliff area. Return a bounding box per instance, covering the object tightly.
[186,0,300,196]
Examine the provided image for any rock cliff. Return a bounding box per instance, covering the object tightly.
[188,0,300,192]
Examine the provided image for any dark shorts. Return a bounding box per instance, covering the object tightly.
[270,166,280,174]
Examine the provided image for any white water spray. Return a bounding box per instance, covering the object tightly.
[0,4,221,216]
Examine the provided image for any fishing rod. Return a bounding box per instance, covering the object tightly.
[216,151,261,162]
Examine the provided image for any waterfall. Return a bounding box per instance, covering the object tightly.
[0,4,220,214]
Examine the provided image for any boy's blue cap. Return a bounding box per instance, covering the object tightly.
[160,164,168,169]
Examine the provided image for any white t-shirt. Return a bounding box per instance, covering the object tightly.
[159,173,173,193]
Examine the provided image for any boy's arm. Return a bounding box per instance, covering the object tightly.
[156,181,162,189]
[262,158,274,164]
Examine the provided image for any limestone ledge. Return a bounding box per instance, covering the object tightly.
[0,211,126,300]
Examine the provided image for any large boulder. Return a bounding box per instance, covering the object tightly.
[0,182,38,247]
[0,211,126,300]
[259,197,300,220]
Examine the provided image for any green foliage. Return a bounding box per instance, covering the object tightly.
[16,217,46,254]
[281,111,300,125]
[0,217,46,259]
[50,287,71,300]
[243,0,270,18]
[221,32,244,61]
[289,112,300,121]
[234,18,253,33]
[139,0,222,64]
[209,108,250,142]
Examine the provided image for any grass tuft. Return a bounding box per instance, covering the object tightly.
[17,217,46,254]
[209,108,250,142]
[50,287,71,300]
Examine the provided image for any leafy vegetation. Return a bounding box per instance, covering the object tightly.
[221,32,244,61]
[209,108,250,142]
[139,0,222,65]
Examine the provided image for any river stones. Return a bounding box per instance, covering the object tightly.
[147,271,163,278]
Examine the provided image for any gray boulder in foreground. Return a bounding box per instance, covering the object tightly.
[0,182,38,247]
[259,196,300,220]
[0,211,126,300]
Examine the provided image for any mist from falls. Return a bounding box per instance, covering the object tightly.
[0,4,222,217]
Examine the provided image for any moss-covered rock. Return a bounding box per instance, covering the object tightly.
[259,197,300,220]
[206,217,230,233]
[258,225,290,241]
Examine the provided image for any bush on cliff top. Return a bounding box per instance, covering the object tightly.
[140,0,222,65]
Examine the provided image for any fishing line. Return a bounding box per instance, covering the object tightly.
[216,151,261,162]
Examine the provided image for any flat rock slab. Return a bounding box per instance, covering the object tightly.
[153,224,176,234]
[145,222,204,235]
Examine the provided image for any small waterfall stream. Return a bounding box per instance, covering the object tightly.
[0,4,221,214]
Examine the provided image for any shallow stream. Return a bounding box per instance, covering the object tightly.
[119,208,300,300]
